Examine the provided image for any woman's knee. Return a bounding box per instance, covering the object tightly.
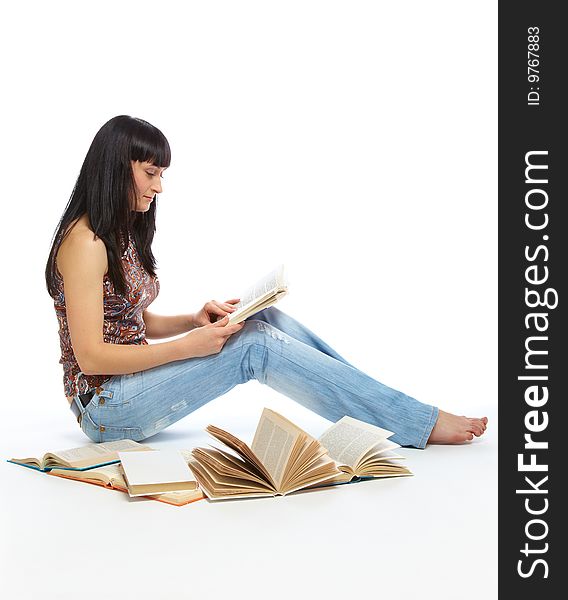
[240,319,292,346]
[250,306,285,326]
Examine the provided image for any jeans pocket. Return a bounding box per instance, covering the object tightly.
[98,424,145,443]
[91,375,127,408]
[80,407,144,443]
[81,376,144,443]
[80,408,102,442]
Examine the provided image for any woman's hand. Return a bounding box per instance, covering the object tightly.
[193,298,241,328]
[179,316,244,358]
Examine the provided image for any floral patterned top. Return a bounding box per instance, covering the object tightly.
[53,232,159,399]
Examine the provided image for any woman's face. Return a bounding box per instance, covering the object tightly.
[130,160,167,212]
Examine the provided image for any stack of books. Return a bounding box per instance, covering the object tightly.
[8,439,203,507]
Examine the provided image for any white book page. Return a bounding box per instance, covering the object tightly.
[78,463,125,486]
[251,408,302,489]
[229,265,287,320]
[358,439,401,463]
[50,439,148,466]
[318,416,395,469]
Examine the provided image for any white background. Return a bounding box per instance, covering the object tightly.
[0,2,497,599]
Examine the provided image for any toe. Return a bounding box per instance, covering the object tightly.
[456,431,475,442]
[468,418,486,434]
[471,425,483,436]
[471,419,486,434]
[454,430,475,443]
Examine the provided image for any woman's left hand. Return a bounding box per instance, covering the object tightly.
[193,298,241,328]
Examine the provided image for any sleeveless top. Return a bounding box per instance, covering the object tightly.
[53,231,160,399]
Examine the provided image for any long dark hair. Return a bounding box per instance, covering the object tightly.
[45,115,171,298]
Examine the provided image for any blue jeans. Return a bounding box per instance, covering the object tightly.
[72,307,438,448]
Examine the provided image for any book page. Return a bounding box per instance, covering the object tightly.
[195,444,281,494]
[45,439,152,468]
[251,408,304,489]
[229,291,288,323]
[358,439,401,464]
[280,436,340,491]
[188,459,275,500]
[228,265,287,322]
[10,440,148,469]
[236,265,286,309]
[192,447,272,488]
[357,463,412,477]
[179,449,193,463]
[206,425,276,487]
[318,416,395,469]
[282,455,345,495]
[49,463,124,487]
[49,464,205,506]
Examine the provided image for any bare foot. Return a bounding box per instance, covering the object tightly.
[428,410,488,444]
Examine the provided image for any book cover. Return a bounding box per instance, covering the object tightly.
[118,449,198,497]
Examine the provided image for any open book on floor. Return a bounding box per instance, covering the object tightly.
[7,439,153,472]
[188,408,342,500]
[227,264,288,324]
[48,450,205,507]
[311,415,412,487]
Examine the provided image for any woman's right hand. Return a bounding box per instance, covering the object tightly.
[178,315,245,358]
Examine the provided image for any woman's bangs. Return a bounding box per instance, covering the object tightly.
[131,132,171,168]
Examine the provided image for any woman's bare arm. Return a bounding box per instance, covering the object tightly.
[142,310,196,340]
[142,296,241,339]
[57,231,188,375]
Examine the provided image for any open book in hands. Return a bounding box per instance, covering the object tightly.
[314,416,412,486]
[227,264,288,324]
[188,408,342,500]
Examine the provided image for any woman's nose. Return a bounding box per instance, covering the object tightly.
[152,178,163,194]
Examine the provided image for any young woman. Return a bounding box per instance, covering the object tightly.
[46,115,487,447]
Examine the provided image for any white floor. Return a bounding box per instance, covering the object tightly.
[0,383,497,600]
